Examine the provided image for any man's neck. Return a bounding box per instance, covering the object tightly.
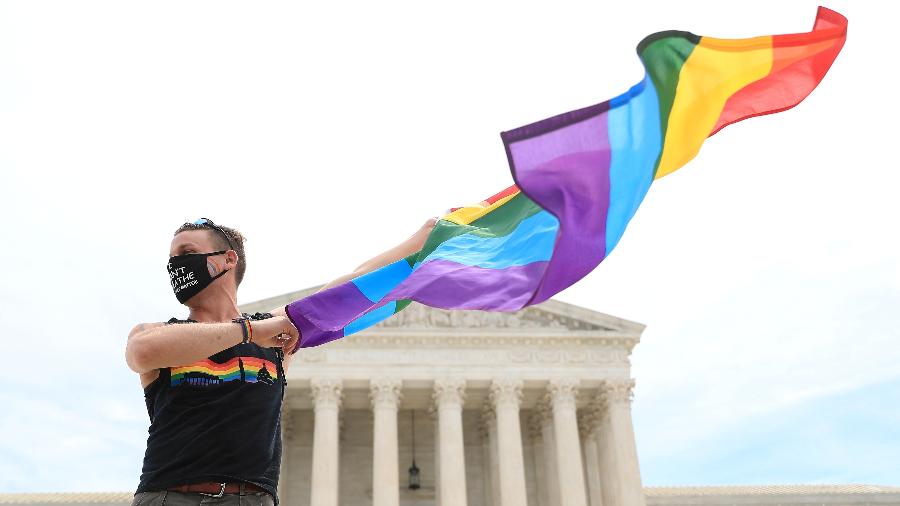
[187,288,242,323]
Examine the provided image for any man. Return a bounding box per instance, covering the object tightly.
[125,217,436,506]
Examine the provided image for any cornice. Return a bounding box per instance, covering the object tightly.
[317,333,640,352]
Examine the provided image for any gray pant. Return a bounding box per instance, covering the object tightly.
[131,485,275,506]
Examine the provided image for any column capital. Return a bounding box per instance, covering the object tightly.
[585,395,608,433]
[369,377,403,410]
[601,378,635,406]
[432,378,467,410]
[310,377,343,410]
[577,410,598,440]
[535,396,554,428]
[526,412,544,443]
[481,403,496,425]
[547,377,580,411]
[479,403,495,440]
[489,377,524,410]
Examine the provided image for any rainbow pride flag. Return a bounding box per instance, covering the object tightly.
[285,6,847,351]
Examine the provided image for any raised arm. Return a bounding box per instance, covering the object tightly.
[317,217,437,293]
[268,216,438,357]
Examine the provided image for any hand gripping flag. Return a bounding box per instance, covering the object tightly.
[285,6,847,351]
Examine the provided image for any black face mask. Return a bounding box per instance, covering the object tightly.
[167,250,230,304]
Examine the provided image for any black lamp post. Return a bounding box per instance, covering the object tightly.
[408,410,421,490]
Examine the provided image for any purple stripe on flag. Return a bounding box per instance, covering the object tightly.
[382,258,551,311]
[286,307,345,351]
[289,258,553,350]
[288,281,374,330]
[502,106,612,305]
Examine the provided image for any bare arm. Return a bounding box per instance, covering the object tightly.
[317,217,437,292]
[267,217,439,361]
[125,317,300,374]
[125,322,243,374]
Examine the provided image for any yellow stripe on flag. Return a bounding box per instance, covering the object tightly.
[442,191,520,225]
[655,35,774,179]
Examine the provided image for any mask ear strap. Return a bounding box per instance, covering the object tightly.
[207,250,232,281]
[210,268,230,282]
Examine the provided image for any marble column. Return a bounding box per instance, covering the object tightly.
[593,394,618,506]
[578,411,604,506]
[537,398,561,506]
[489,378,527,506]
[597,379,645,506]
[527,413,547,506]
[310,378,343,506]
[370,378,403,506]
[433,378,468,506]
[548,378,588,506]
[429,406,442,506]
[478,416,490,506]
[480,406,500,506]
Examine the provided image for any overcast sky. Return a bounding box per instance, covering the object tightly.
[1,0,896,493]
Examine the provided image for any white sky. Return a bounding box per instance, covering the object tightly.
[1,0,897,492]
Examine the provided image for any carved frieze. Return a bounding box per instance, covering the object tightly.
[374,302,611,331]
[296,347,631,367]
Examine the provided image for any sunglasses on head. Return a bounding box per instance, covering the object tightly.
[193,217,235,251]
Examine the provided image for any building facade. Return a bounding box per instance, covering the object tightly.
[242,290,647,506]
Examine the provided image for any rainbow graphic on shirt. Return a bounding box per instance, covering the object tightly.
[171,356,278,387]
[241,356,279,384]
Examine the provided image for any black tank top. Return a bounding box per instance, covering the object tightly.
[135,312,286,505]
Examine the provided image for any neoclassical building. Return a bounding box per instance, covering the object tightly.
[2,287,898,506]
[242,287,648,506]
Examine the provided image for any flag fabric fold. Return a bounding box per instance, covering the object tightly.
[285,6,847,351]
